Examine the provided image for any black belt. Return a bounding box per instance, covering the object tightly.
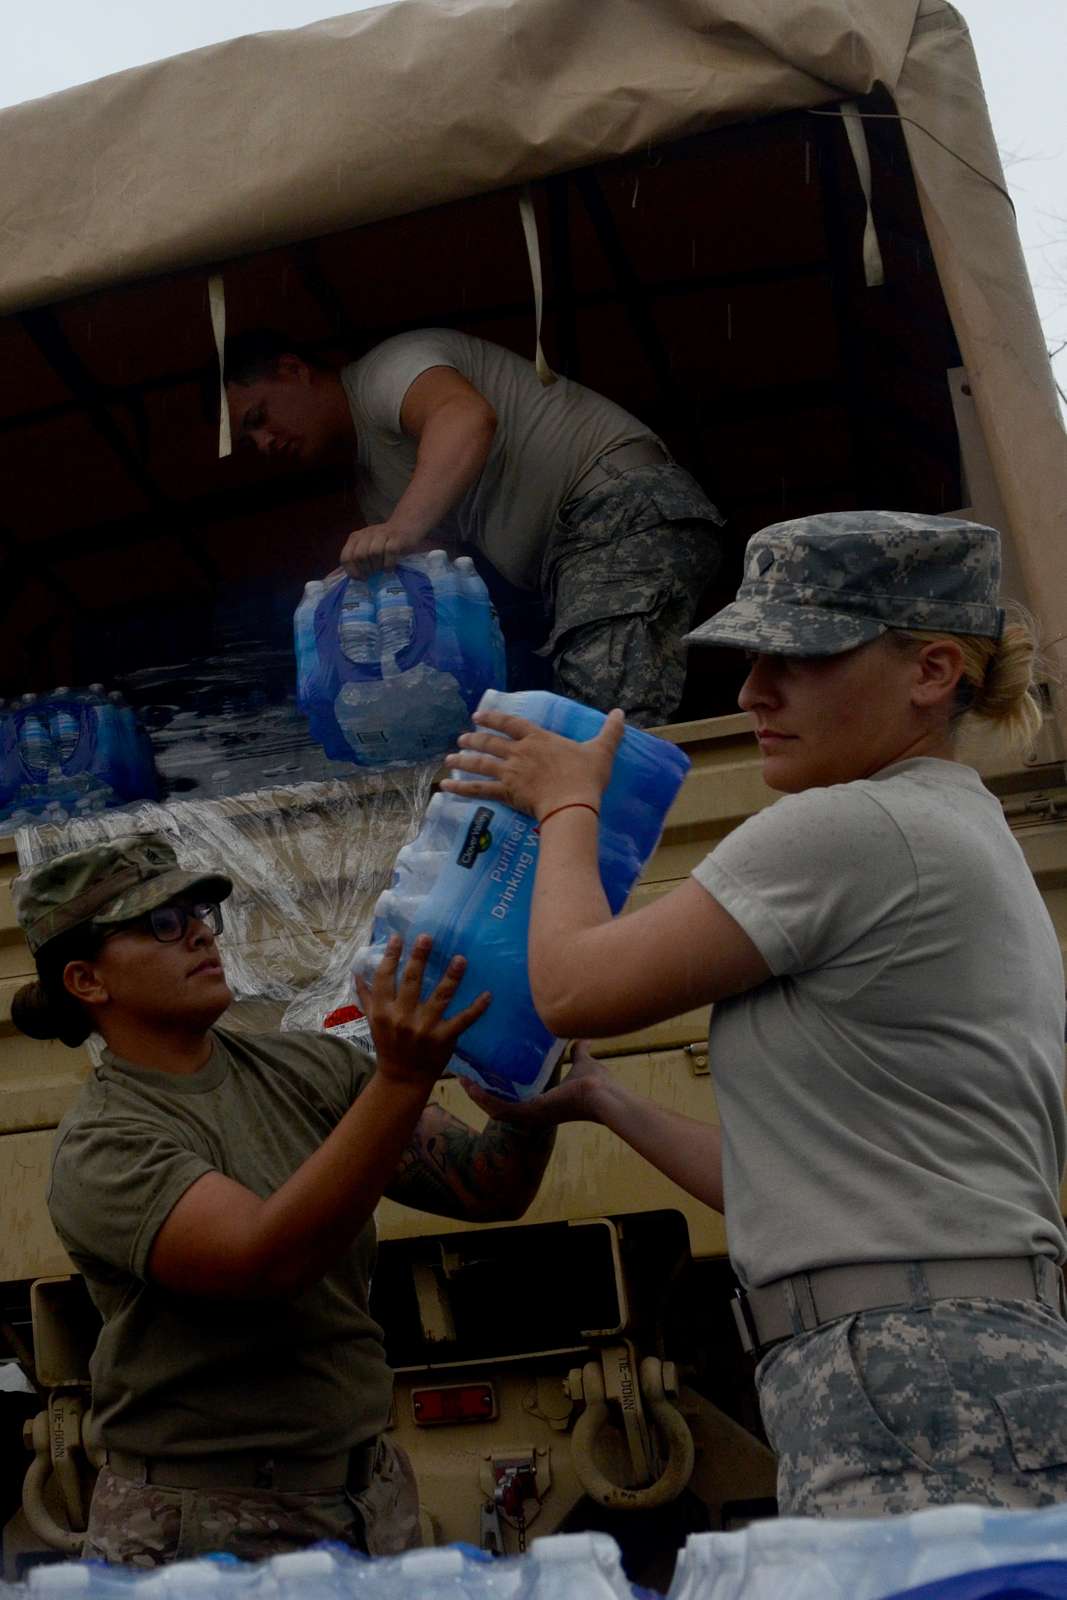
[107,1438,378,1493]
[733,1256,1066,1357]
[565,438,670,501]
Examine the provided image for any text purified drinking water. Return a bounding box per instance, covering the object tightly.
[354,690,691,1099]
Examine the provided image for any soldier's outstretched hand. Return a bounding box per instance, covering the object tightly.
[356,934,490,1088]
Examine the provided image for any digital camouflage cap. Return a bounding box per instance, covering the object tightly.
[686,510,1005,657]
[12,833,233,955]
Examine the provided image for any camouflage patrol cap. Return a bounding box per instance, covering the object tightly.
[12,833,232,956]
[686,510,1005,657]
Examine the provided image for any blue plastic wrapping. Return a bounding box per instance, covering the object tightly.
[0,688,158,829]
[354,690,691,1100]
[21,1512,1067,1597]
[294,551,506,769]
[889,1558,1067,1597]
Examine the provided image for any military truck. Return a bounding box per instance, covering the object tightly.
[0,0,1065,1583]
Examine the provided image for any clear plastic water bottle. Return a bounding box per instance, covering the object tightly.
[374,888,432,940]
[522,1533,636,1599]
[267,1545,358,1600]
[0,702,21,822]
[27,1560,140,1598]
[418,790,471,853]
[18,696,57,782]
[76,685,123,810]
[339,579,381,665]
[104,690,157,802]
[49,689,81,764]
[91,696,125,796]
[295,578,328,705]
[335,660,468,767]
[128,700,159,801]
[105,691,135,798]
[393,841,451,892]
[376,1546,489,1599]
[426,549,464,683]
[456,557,492,600]
[334,680,393,759]
[455,556,507,702]
[377,574,414,672]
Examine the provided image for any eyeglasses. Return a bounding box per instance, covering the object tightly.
[103,901,224,945]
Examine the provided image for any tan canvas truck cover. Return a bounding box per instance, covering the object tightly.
[0,0,1064,693]
[0,9,1066,1556]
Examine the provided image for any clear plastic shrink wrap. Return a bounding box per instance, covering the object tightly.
[16,765,437,1041]
[18,1530,646,1598]
[665,1503,1067,1600]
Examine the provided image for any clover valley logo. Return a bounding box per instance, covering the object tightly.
[457,807,494,868]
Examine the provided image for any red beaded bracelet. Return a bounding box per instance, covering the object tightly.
[536,801,600,830]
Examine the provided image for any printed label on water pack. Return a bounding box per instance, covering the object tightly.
[488,817,540,922]
[457,806,494,868]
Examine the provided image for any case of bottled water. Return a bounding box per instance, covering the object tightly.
[0,687,158,830]
[293,552,506,769]
[17,1502,1067,1599]
[664,1503,1067,1600]
[353,690,691,1100]
[16,1533,646,1600]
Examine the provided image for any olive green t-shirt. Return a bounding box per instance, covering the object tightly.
[47,1025,392,1462]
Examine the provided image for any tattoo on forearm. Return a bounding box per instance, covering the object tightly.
[387,1107,556,1221]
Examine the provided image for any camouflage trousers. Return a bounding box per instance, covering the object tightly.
[80,1437,420,1567]
[541,460,724,727]
[757,1296,1067,1519]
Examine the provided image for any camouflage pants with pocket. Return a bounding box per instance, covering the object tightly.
[80,1437,420,1567]
[541,460,724,726]
[757,1296,1067,1518]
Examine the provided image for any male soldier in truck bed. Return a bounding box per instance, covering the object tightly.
[226,328,724,726]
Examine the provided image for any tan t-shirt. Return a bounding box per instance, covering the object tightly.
[342,329,656,589]
[694,758,1067,1289]
[47,1025,392,1462]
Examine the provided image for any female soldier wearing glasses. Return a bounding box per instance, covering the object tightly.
[11,834,551,1564]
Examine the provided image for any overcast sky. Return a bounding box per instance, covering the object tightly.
[2,0,1064,404]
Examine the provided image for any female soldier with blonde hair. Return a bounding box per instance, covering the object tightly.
[444,510,1067,1518]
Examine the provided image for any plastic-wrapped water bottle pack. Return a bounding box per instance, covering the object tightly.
[294,552,506,769]
[0,687,158,829]
[354,689,691,1099]
[19,1532,648,1600]
[16,1511,1067,1598]
[663,1503,1067,1599]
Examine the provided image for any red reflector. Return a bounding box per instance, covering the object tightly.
[411,1383,496,1425]
[324,1004,364,1029]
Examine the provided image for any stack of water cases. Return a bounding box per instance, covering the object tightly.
[665,1504,1067,1599]
[355,690,691,1100]
[293,551,506,769]
[0,687,158,829]
[19,1510,1067,1598]
[19,1531,653,1598]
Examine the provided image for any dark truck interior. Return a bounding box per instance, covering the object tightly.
[0,89,963,785]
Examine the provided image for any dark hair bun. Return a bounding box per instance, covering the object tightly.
[10,979,92,1048]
